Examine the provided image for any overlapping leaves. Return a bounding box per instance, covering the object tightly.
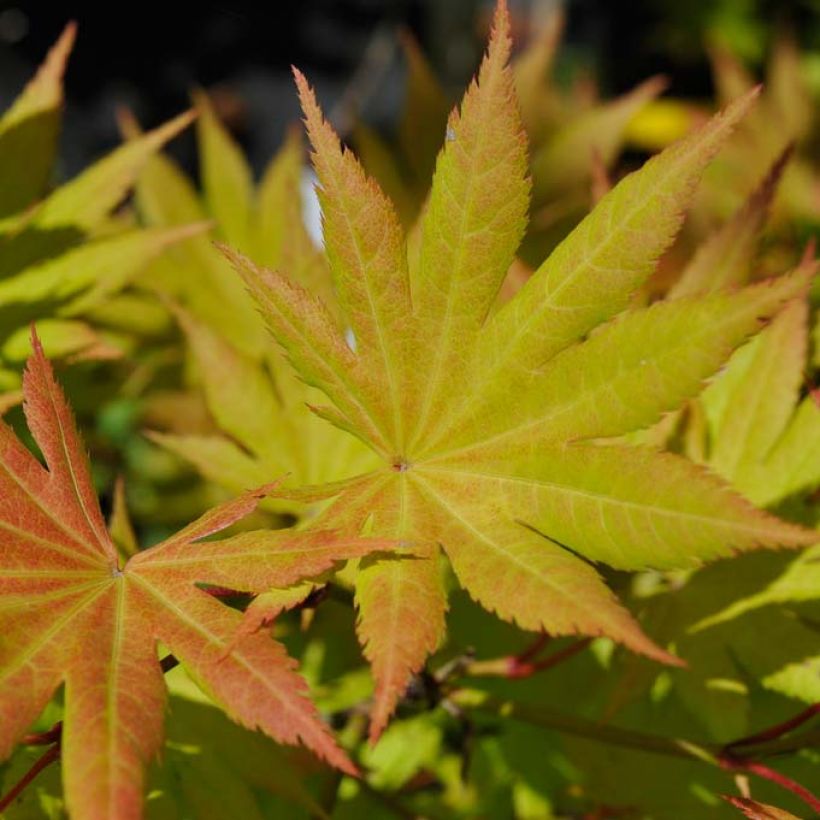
[0,335,392,818]
[0,25,205,400]
[226,0,816,740]
[130,113,376,511]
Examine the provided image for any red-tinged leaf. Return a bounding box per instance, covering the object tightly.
[131,526,392,593]
[723,794,802,819]
[303,473,447,743]
[0,338,397,818]
[22,333,114,560]
[357,549,446,742]
[239,583,318,638]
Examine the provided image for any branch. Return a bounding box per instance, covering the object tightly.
[452,690,820,810]
[726,703,820,752]
[451,690,719,764]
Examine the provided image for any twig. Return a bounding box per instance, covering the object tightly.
[720,759,820,815]
[0,744,61,812]
[726,703,820,751]
[455,691,820,811]
[21,721,62,746]
[465,636,591,679]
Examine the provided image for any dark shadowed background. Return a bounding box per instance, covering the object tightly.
[1,0,818,177]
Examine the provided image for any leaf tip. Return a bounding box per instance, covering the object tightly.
[53,20,78,65]
[291,67,339,160]
[145,108,198,151]
[291,66,314,114]
[115,104,141,140]
[639,73,670,99]
[28,324,44,361]
[487,0,513,64]
[34,21,77,88]
[711,82,762,133]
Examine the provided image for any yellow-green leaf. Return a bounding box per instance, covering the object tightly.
[0,23,74,216]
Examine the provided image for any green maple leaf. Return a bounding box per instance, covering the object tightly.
[0,334,395,818]
[678,275,820,634]
[699,277,820,509]
[0,25,204,393]
[131,99,376,510]
[150,305,377,516]
[224,0,816,741]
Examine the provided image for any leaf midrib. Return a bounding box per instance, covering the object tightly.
[41,366,114,559]
[413,472,594,610]
[419,461,789,538]
[130,573,325,742]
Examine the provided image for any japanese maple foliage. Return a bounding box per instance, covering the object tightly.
[0,23,210,389]
[225,0,816,742]
[0,333,391,819]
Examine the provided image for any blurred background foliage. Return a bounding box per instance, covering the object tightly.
[3,0,820,176]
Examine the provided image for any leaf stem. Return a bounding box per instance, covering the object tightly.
[21,721,62,746]
[464,637,591,679]
[725,724,820,760]
[515,632,552,664]
[720,759,820,815]
[452,690,820,810]
[726,703,820,751]
[0,744,61,813]
[452,690,720,764]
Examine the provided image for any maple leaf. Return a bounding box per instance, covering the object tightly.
[668,145,792,300]
[150,305,376,516]
[124,96,328,358]
[0,22,74,218]
[130,105,376,512]
[700,34,820,230]
[225,0,816,741]
[0,334,395,818]
[0,25,204,399]
[671,266,820,632]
